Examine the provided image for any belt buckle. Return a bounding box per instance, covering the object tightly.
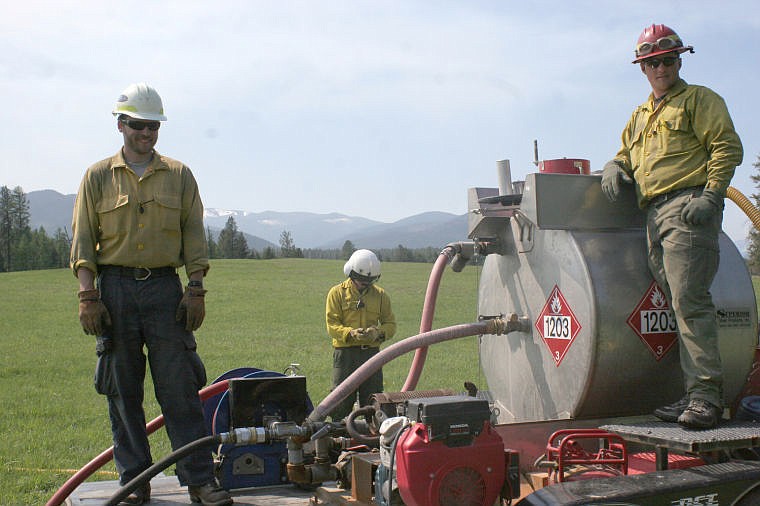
[134,267,151,281]
[360,345,370,350]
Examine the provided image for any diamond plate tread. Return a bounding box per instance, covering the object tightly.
[601,420,760,452]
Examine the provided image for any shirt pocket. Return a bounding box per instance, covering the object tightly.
[155,193,182,233]
[96,194,130,240]
[657,114,694,155]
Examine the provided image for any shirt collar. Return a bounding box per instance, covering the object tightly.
[645,78,688,111]
[111,149,168,172]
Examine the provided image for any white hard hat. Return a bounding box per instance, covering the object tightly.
[343,249,381,282]
[112,82,167,121]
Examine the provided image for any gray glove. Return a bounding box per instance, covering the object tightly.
[681,188,723,225]
[601,160,633,202]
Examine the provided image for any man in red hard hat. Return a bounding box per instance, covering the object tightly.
[601,25,743,429]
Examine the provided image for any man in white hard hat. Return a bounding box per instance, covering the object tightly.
[70,83,233,505]
[602,25,743,430]
[326,249,397,421]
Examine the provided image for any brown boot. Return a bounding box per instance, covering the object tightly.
[188,481,233,505]
[677,399,722,429]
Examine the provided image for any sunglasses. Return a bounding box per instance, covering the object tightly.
[636,35,682,57]
[121,118,161,131]
[643,56,679,69]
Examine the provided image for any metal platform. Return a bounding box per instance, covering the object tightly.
[64,474,322,505]
[601,420,760,470]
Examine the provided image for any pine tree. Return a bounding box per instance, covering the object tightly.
[279,230,302,258]
[341,240,356,260]
[747,154,760,273]
[217,216,250,259]
[0,186,31,271]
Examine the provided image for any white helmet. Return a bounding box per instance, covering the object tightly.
[112,82,167,121]
[343,249,381,283]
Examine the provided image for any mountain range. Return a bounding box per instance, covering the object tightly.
[27,190,469,251]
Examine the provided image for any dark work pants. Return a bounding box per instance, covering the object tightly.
[331,346,383,421]
[646,188,723,408]
[98,271,214,486]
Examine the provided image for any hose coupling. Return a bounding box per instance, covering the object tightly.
[480,313,530,335]
[217,426,268,445]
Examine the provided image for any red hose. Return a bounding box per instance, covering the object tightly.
[401,250,451,391]
[46,379,230,506]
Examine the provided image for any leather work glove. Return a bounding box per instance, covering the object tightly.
[363,326,385,345]
[78,289,112,336]
[176,285,207,331]
[600,160,633,202]
[348,328,379,346]
[681,188,723,226]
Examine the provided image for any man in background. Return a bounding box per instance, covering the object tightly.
[326,249,396,421]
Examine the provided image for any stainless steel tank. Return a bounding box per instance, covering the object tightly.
[469,167,757,424]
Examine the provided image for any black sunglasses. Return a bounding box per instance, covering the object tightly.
[643,56,679,69]
[121,118,161,131]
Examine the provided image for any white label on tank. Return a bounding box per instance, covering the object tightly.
[639,309,678,334]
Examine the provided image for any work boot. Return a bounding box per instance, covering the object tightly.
[653,395,689,423]
[677,399,722,429]
[119,482,150,505]
[188,481,233,505]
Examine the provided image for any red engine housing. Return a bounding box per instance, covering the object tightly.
[395,421,505,506]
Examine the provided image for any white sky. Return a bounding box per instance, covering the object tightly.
[2,0,759,246]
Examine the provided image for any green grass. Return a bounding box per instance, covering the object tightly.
[0,259,482,505]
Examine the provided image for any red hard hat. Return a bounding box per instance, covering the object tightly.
[632,24,694,63]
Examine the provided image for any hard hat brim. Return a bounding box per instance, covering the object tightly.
[112,110,167,121]
[632,46,693,64]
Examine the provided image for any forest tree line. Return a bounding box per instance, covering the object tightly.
[0,188,446,272]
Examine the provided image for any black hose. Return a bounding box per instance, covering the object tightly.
[387,423,411,505]
[345,405,380,446]
[104,435,219,506]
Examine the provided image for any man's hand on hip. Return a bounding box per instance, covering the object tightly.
[78,289,112,335]
[601,160,633,202]
[176,285,207,331]
[681,188,723,226]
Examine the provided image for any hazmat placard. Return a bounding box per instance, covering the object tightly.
[535,285,581,367]
[627,281,678,361]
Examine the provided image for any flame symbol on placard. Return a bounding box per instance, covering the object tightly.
[550,294,562,314]
[650,287,667,309]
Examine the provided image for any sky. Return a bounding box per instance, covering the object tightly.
[2,0,759,247]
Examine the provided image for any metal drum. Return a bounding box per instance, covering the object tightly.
[469,171,757,424]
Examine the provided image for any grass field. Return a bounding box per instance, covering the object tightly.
[0,258,484,505]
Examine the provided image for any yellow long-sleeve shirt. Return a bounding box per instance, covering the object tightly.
[326,279,396,348]
[614,79,743,208]
[70,149,209,277]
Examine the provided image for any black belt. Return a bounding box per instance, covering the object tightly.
[648,185,703,207]
[99,265,176,280]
